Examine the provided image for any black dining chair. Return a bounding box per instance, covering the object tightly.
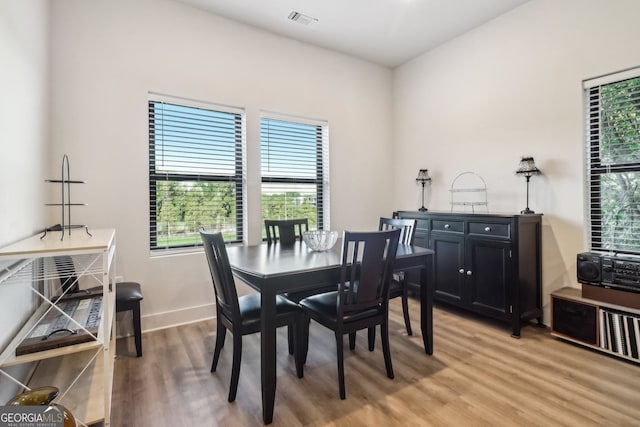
[265,218,308,245]
[350,218,418,350]
[199,229,305,403]
[264,218,327,352]
[378,217,417,337]
[299,229,400,400]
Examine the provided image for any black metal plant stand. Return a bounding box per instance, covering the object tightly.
[41,154,91,240]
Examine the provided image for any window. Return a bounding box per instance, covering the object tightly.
[260,113,329,234]
[584,67,640,255]
[149,95,245,252]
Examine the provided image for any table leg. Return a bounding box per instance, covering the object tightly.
[261,289,277,424]
[420,264,433,355]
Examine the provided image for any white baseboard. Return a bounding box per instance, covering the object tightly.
[115,302,216,338]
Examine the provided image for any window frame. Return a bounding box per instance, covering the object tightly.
[584,67,640,255]
[148,94,246,253]
[259,112,330,235]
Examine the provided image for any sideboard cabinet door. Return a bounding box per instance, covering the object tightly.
[465,237,511,320]
[430,232,464,305]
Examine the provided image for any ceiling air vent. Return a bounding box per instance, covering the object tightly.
[287,11,318,27]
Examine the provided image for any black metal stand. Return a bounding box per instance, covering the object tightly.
[41,155,91,240]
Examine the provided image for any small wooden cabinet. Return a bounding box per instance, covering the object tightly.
[397,211,542,337]
[551,287,640,364]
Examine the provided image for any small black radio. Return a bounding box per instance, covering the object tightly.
[577,252,640,293]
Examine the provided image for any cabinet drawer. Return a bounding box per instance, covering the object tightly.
[432,220,463,233]
[415,219,429,231]
[468,222,510,239]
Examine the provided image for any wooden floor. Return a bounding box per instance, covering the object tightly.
[111,299,640,426]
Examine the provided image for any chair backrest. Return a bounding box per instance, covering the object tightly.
[337,229,400,319]
[200,229,240,321]
[378,217,416,245]
[264,218,309,245]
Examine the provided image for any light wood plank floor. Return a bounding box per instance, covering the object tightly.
[111,299,640,426]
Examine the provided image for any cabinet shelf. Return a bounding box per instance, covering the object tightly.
[0,291,114,367]
[0,228,116,426]
[29,345,114,426]
[551,287,640,364]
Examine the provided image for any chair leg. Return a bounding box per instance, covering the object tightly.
[402,284,413,336]
[211,321,226,372]
[368,327,375,351]
[348,332,356,350]
[302,316,310,364]
[381,320,394,380]
[288,325,295,355]
[294,316,305,379]
[228,332,242,403]
[132,303,143,357]
[336,332,346,400]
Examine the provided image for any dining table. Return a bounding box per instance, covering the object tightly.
[225,239,434,424]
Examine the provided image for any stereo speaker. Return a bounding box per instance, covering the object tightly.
[577,252,601,285]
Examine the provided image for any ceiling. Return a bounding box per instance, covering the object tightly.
[175,0,531,68]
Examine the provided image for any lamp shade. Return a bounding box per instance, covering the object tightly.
[416,169,431,183]
[515,156,541,177]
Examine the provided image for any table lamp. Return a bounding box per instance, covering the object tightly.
[416,169,431,212]
[515,156,541,214]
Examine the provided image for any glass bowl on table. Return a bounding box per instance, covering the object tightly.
[302,230,339,251]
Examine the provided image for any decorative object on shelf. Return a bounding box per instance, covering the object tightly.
[415,169,431,212]
[515,156,541,214]
[302,230,339,251]
[6,386,59,405]
[449,171,488,213]
[41,154,91,240]
[6,386,78,427]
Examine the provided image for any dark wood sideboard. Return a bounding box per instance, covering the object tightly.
[396,211,543,337]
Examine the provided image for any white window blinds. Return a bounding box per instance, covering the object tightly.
[260,113,329,233]
[149,95,245,251]
[584,67,640,255]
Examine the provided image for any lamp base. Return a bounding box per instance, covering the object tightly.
[419,207,428,212]
[520,208,535,214]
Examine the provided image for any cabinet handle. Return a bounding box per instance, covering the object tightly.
[484,227,491,232]
[466,270,472,276]
[444,224,450,229]
[459,268,465,274]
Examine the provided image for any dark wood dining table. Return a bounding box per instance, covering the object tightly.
[225,240,434,424]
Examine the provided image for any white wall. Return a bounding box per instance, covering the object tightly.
[13,0,637,336]
[0,0,50,403]
[49,0,394,330]
[393,0,640,321]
